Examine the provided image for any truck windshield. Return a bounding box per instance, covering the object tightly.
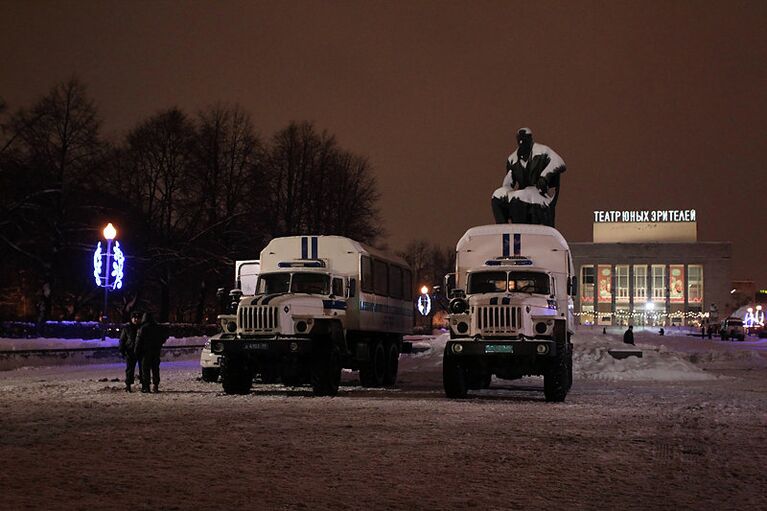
[508,272,550,294]
[256,272,330,295]
[467,271,508,294]
[467,271,550,294]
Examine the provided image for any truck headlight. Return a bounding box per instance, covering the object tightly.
[295,320,308,333]
[449,298,468,314]
[226,321,237,333]
[456,321,469,334]
[535,322,548,334]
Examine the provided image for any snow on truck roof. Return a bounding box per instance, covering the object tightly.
[262,235,410,267]
[457,224,570,251]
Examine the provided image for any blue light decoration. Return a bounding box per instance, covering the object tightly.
[417,293,432,316]
[93,240,125,289]
[744,306,764,329]
[93,223,124,341]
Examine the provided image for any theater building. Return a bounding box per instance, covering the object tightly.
[570,209,732,326]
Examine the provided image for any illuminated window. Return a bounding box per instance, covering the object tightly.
[652,265,666,301]
[580,265,594,303]
[688,265,704,304]
[616,265,629,303]
[633,265,647,301]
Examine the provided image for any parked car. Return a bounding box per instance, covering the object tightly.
[720,317,745,341]
[200,340,221,382]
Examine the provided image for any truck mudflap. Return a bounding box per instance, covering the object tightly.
[219,337,315,357]
[445,339,558,357]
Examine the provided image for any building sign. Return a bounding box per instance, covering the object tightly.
[669,265,685,303]
[598,265,612,303]
[593,209,696,223]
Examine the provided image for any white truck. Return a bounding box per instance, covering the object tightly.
[201,259,261,382]
[443,224,575,401]
[209,235,414,396]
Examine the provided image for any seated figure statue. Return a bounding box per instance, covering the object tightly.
[491,127,566,227]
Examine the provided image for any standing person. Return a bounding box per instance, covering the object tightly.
[118,311,142,392]
[491,127,567,227]
[135,312,168,393]
[623,325,635,345]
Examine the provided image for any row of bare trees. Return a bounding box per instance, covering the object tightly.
[0,79,383,323]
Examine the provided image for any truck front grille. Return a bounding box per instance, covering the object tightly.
[238,305,278,333]
[475,305,521,335]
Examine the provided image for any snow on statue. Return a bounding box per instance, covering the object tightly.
[491,127,566,227]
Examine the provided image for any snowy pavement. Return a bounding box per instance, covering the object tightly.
[1,329,766,510]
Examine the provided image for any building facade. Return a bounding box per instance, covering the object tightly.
[570,209,732,326]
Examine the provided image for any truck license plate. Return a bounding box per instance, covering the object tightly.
[485,344,513,354]
[243,342,269,351]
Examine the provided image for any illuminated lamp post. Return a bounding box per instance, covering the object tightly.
[417,285,433,332]
[93,223,125,340]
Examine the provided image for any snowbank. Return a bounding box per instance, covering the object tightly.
[402,330,719,382]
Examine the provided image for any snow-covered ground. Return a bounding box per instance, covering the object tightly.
[1,327,765,510]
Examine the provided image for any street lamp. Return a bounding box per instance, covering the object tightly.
[93,223,125,340]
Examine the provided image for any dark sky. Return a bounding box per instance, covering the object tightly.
[2,0,766,285]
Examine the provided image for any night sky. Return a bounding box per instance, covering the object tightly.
[2,0,765,285]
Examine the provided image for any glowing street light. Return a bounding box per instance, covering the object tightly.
[420,285,429,295]
[103,222,116,240]
[93,223,125,340]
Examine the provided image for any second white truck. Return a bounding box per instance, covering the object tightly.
[444,224,576,401]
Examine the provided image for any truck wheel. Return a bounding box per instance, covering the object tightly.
[311,344,341,396]
[359,341,386,387]
[221,359,252,395]
[384,342,400,387]
[201,367,219,382]
[544,350,569,402]
[443,350,468,398]
[481,372,492,389]
[566,350,573,391]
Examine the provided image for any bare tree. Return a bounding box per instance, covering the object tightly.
[262,121,382,243]
[186,104,265,321]
[0,79,105,321]
[120,108,197,321]
[398,241,455,293]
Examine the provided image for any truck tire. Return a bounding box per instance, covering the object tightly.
[359,341,386,387]
[443,349,468,398]
[201,367,219,382]
[543,349,569,402]
[311,344,341,396]
[384,342,399,387]
[221,358,252,395]
[567,350,573,391]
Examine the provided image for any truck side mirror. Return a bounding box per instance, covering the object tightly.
[444,273,456,295]
[347,278,356,298]
[568,276,578,297]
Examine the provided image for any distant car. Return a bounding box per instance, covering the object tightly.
[720,318,745,341]
[200,340,221,382]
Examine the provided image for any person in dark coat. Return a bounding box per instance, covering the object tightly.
[491,127,567,227]
[623,325,635,345]
[118,311,142,392]
[135,312,168,393]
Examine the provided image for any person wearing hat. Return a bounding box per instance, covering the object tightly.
[491,127,567,227]
[118,311,142,392]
